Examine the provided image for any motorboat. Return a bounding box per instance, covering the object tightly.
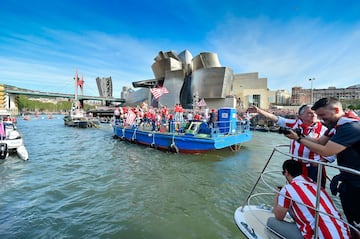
[63,70,100,128]
[63,100,99,128]
[234,145,359,238]
[0,110,29,160]
[113,107,252,153]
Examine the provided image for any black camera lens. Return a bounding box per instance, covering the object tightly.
[278,127,291,134]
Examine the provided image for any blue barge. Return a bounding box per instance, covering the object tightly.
[113,108,252,153]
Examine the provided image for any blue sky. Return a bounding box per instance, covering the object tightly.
[1,0,360,97]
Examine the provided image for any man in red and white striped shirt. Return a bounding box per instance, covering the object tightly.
[247,105,329,186]
[268,160,350,239]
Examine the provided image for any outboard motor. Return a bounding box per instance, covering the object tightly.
[0,143,8,160]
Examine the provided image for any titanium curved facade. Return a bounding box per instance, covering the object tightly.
[96,77,113,97]
[125,49,268,109]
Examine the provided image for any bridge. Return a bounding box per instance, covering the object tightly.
[0,84,125,114]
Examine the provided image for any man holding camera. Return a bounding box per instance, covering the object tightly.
[285,97,360,238]
[247,105,328,186]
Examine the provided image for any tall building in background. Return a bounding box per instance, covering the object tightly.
[291,84,360,105]
[275,90,291,105]
[96,77,113,97]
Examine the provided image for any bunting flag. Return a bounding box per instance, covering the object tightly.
[125,110,137,125]
[0,122,5,139]
[150,86,169,99]
[197,98,207,107]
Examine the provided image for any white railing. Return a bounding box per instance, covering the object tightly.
[241,145,360,238]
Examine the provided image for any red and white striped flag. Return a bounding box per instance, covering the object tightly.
[197,98,207,107]
[125,110,137,125]
[150,86,169,99]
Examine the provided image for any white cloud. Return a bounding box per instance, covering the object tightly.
[1,30,160,95]
[207,17,360,91]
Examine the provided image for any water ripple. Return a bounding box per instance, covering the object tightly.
[0,118,291,239]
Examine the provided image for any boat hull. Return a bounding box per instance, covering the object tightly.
[113,125,252,153]
[64,116,99,128]
[234,205,278,239]
[16,145,29,161]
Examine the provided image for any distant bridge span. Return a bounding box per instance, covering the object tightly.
[5,89,125,103]
[1,88,125,114]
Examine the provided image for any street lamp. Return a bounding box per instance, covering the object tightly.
[309,78,315,104]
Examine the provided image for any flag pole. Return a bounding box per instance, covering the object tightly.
[74,69,78,101]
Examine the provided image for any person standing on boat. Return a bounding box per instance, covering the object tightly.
[114,107,120,125]
[247,105,328,186]
[286,97,360,238]
[208,109,217,128]
[268,160,350,239]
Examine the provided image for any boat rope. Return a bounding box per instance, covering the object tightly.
[132,128,137,142]
[171,133,175,146]
[150,133,156,148]
[121,127,125,140]
[168,133,179,153]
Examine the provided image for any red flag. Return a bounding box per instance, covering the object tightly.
[125,110,137,125]
[150,86,169,99]
[77,75,84,90]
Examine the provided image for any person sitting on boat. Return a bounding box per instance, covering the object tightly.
[286,97,360,238]
[193,112,202,121]
[267,159,350,239]
[247,105,328,187]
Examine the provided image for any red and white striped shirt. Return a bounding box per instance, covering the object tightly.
[278,175,350,239]
[277,117,327,161]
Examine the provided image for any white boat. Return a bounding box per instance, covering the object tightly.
[63,70,100,128]
[234,145,360,239]
[0,110,29,160]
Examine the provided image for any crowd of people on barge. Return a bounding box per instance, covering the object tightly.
[113,102,248,133]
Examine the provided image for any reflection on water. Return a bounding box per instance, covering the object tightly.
[0,117,340,239]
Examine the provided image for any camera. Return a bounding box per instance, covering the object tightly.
[278,127,302,137]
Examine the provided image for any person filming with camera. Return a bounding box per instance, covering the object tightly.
[247,105,329,186]
[284,97,360,238]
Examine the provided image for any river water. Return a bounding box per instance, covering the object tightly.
[0,116,296,239]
